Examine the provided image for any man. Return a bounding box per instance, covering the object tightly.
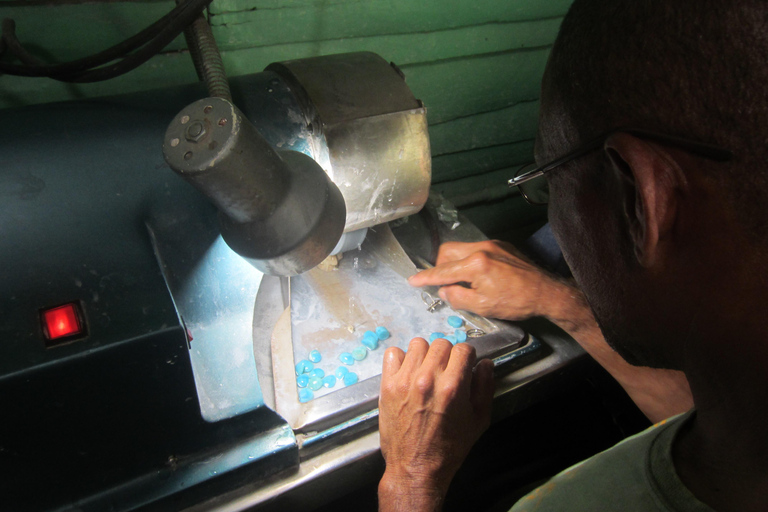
[377,1,768,511]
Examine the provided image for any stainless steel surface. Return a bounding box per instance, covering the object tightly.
[182,428,383,512]
[269,52,432,233]
[147,205,266,422]
[184,329,586,512]
[163,97,347,276]
[270,224,526,433]
[323,108,431,231]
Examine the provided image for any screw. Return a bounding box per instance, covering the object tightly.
[185,121,207,142]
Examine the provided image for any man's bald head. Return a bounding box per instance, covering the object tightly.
[543,0,768,241]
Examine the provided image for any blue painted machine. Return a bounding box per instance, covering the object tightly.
[0,52,584,511]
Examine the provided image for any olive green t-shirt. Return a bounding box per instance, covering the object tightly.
[511,411,715,511]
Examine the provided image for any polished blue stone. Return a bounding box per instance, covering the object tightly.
[295,359,314,375]
[296,375,309,388]
[375,326,390,341]
[447,315,464,328]
[429,332,445,342]
[322,375,337,388]
[335,366,349,379]
[339,352,355,365]
[308,376,323,391]
[343,372,359,386]
[310,368,325,378]
[455,329,468,343]
[352,346,368,361]
[446,335,457,345]
[309,350,322,363]
[361,331,379,350]
[299,388,314,403]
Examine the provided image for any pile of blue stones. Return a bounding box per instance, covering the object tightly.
[295,326,390,403]
[427,315,468,344]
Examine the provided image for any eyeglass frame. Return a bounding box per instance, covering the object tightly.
[507,127,734,205]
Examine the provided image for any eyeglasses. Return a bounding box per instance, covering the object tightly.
[508,128,734,205]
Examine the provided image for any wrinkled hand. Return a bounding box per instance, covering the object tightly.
[408,240,572,322]
[378,338,494,510]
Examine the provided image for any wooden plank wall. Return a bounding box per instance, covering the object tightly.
[0,0,572,239]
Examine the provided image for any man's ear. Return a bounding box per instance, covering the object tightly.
[603,133,681,268]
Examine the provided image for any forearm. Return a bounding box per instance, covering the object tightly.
[542,281,693,423]
[378,472,446,512]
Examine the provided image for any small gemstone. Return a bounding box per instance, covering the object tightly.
[352,346,368,361]
[308,376,323,391]
[298,388,314,403]
[343,372,359,386]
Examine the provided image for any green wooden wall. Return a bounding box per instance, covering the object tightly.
[0,0,572,240]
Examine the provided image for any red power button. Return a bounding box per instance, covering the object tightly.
[41,303,85,344]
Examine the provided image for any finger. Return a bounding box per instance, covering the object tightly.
[435,241,483,265]
[436,240,512,265]
[442,342,477,398]
[408,259,477,288]
[470,359,495,420]
[420,338,453,375]
[399,337,430,375]
[382,347,405,379]
[438,285,483,313]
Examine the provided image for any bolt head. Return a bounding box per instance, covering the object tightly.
[185,121,207,142]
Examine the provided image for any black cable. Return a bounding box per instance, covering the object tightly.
[0,0,212,82]
[0,0,199,76]
[1,19,44,66]
[56,0,213,83]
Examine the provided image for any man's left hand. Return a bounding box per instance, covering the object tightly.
[378,337,495,511]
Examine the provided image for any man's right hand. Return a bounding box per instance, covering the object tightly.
[408,240,582,325]
[408,240,694,423]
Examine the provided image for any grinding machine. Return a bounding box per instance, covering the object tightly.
[0,52,586,511]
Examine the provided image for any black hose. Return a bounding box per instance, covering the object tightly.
[0,0,212,82]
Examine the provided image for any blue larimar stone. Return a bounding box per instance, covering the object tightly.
[296,375,309,388]
[352,346,368,361]
[339,352,355,365]
[335,366,349,379]
[455,329,468,343]
[429,332,445,342]
[309,350,322,363]
[310,368,325,378]
[361,331,379,350]
[343,372,359,386]
[308,376,323,391]
[446,335,457,345]
[375,326,390,341]
[299,388,314,403]
[447,316,464,328]
[322,375,337,388]
[295,359,313,375]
